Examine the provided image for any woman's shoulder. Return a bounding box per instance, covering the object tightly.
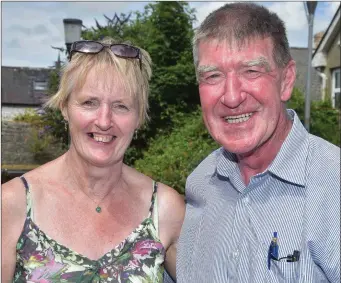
[156,182,185,216]
[2,177,28,235]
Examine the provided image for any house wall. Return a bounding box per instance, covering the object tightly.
[1,121,65,165]
[290,47,322,101]
[326,32,340,70]
[1,106,38,120]
[325,33,341,100]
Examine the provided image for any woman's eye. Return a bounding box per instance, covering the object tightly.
[113,104,129,111]
[83,100,97,107]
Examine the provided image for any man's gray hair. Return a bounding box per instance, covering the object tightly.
[193,2,292,70]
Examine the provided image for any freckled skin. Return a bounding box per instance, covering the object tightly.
[62,68,139,168]
[198,37,296,182]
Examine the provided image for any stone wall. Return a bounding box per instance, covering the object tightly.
[1,121,65,166]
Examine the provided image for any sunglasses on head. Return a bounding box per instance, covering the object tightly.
[70,40,142,69]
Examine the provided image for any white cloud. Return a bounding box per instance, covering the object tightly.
[193,2,231,27]
[266,2,307,31]
[1,1,338,68]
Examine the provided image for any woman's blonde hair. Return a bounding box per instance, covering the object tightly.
[45,37,152,127]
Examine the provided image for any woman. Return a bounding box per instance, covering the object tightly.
[2,37,184,282]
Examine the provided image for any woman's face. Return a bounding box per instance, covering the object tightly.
[63,67,139,167]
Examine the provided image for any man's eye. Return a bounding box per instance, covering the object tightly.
[200,73,224,84]
[244,69,261,78]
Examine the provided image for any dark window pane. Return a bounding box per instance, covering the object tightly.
[335,70,340,88]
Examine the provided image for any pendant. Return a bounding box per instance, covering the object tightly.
[96,206,102,213]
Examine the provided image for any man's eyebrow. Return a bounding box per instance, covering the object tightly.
[243,57,271,72]
[197,65,218,75]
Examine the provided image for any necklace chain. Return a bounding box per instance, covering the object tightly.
[81,187,115,213]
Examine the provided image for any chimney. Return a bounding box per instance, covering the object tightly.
[314,30,325,49]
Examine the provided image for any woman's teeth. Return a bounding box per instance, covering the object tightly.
[89,133,115,143]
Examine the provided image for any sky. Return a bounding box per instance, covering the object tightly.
[1,1,340,68]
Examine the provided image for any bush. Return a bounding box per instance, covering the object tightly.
[134,108,218,194]
[13,108,42,125]
[287,88,340,146]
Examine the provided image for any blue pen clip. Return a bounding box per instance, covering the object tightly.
[268,232,279,270]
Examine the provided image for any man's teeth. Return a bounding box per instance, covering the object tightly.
[224,113,253,124]
[93,134,114,143]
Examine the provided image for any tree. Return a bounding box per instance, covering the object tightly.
[81,2,199,163]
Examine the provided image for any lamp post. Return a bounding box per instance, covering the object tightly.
[62,18,82,145]
[63,18,83,59]
[304,1,318,132]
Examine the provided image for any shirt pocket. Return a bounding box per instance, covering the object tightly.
[269,259,300,282]
[259,243,301,283]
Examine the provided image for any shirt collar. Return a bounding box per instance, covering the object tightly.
[215,109,309,186]
[267,109,309,186]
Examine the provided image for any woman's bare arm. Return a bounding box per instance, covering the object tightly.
[157,184,185,281]
[2,177,27,282]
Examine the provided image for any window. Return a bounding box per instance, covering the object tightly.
[332,68,340,109]
[33,81,48,91]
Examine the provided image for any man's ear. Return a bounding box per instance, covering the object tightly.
[280,60,296,102]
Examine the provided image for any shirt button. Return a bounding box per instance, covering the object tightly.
[242,197,250,205]
[232,250,239,259]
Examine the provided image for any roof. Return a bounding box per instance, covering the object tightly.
[290,47,321,101]
[312,5,340,67]
[1,66,51,106]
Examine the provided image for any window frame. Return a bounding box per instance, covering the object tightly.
[331,68,340,109]
[33,81,48,91]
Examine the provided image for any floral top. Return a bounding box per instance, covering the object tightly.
[14,176,165,283]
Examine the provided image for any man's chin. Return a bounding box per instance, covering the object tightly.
[220,141,258,156]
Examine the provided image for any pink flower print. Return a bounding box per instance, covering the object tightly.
[124,258,140,271]
[132,240,163,261]
[29,248,67,282]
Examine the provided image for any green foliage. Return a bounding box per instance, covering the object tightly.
[13,108,42,125]
[41,108,69,147]
[81,2,199,164]
[287,88,340,146]
[135,109,219,194]
[29,127,52,158]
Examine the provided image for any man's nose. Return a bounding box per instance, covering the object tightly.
[220,73,246,108]
[96,105,112,130]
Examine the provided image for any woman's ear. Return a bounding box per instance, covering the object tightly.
[280,60,296,102]
[60,102,69,122]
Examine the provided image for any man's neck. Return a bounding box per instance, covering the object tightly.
[237,117,293,185]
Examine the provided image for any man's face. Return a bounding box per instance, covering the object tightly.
[197,37,294,155]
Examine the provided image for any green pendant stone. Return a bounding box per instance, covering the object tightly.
[96,206,102,213]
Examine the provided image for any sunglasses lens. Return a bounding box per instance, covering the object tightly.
[111,45,139,58]
[73,41,103,53]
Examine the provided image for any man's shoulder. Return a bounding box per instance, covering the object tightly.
[186,147,223,187]
[308,133,340,167]
[305,134,340,196]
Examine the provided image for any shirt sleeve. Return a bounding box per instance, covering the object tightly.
[163,270,176,283]
[306,161,340,282]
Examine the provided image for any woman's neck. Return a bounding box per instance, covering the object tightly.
[62,149,125,198]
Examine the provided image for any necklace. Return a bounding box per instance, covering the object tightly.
[81,187,114,213]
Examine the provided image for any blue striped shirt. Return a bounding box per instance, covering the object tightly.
[175,110,340,283]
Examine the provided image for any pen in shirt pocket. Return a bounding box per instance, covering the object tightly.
[267,232,300,270]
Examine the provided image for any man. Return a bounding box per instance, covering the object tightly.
[173,3,340,283]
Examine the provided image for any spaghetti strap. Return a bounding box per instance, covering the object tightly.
[149,181,158,215]
[19,176,34,219]
[148,181,159,237]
